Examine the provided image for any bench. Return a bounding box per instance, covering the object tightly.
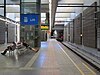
[16,44,28,54]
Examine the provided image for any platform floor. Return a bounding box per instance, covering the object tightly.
[0,39,100,75]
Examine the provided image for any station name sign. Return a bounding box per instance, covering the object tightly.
[20,14,39,25]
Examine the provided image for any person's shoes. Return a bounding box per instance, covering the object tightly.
[35,50,39,52]
[35,48,39,52]
[1,53,5,55]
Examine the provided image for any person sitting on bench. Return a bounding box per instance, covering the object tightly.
[22,41,31,49]
[1,42,16,55]
[22,42,39,52]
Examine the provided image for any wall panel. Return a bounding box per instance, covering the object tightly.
[83,2,97,48]
[73,13,82,45]
[70,22,74,43]
[0,20,5,44]
[8,23,15,43]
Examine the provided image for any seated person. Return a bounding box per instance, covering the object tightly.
[22,42,30,49]
[16,41,39,52]
[1,42,16,55]
[22,42,39,52]
[31,47,39,52]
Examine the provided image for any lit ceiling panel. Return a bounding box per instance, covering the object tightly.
[55,0,84,25]
[55,18,67,21]
[22,0,37,2]
[55,22,65,25]
[55,13,71,18]
[58,0,84,4]
[56,7,74,12]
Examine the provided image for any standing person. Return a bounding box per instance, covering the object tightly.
[61,35,63,41]
[1,42,16,55]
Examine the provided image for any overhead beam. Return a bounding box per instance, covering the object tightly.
[7,11,20,13]
[51,0,59,30]
[56,12,75,13]
[55,21,73,22]
[58,5,100,7]
[55,17,70,18]
[41,3,49,5]
[58,3,84,5]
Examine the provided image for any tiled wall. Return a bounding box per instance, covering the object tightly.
[70,22,74,43]
[8,23,15,43]
[96,12,100,49]
[73,13,82,45]
[83,2,97,48]
[0,20,5,44]
[65,23,70,42]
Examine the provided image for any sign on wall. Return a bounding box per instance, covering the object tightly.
[41,25,49,30]
[20,14,39,25]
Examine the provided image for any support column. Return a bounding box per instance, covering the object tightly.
[20,0,41,48]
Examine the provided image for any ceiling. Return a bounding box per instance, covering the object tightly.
[55,0,84,25]
[5,0,55,30]
[1,0,94,30]
[5,0,49,21]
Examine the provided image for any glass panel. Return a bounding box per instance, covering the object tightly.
[0,8,4,16]
[41,13,46,18]
[41,0,49,4]
[6,5,20,13]
[22,0,37,2]
[20,0,41,48]
[21,3,38,14]
[6,13,20,21]
[0,0,4,5]
[6,0,20,5]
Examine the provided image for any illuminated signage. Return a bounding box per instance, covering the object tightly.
[41,26,49,30]
[20,14,39,25]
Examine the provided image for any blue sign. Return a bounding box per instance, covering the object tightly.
[20,14,39,25]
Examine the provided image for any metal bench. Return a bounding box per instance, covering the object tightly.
[16,44,28,54]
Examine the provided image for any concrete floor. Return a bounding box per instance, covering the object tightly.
[0,39,100,75]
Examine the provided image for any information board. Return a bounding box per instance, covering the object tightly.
[20,14,39,25]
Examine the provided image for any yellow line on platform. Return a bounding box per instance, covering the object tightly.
[82,63,96,75]
[57,43,85,75]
